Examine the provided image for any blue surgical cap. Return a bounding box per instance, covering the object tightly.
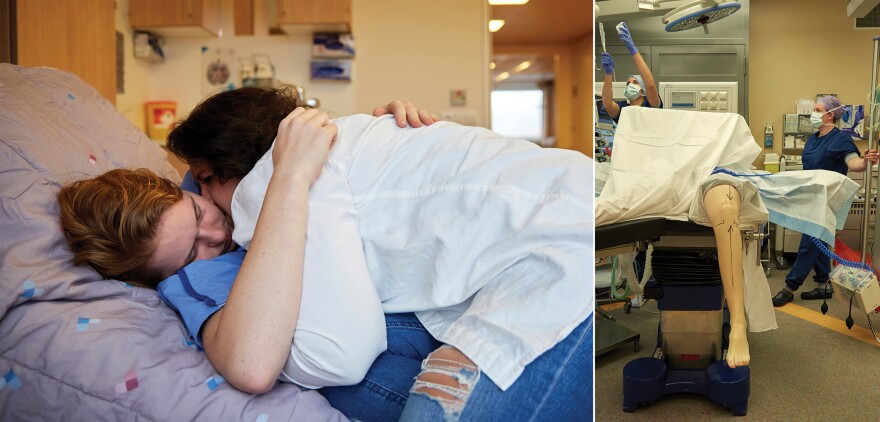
[817,95,845,120]
[627,75,645,93]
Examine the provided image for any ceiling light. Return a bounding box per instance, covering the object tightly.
[489,0,529,5]
[489,19,505,32]
[512,60,532,73]
[494,72,510,82]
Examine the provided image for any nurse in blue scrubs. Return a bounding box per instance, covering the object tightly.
[772,95,880,307]
[599,22,664,123]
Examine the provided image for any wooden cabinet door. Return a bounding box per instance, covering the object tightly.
[130,0,220,36]
[276,0,351,25]
[131,0,199,26]
[16,0,116,103]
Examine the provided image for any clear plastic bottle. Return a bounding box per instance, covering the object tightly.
[780,156,787,172]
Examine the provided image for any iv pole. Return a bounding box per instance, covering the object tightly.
[867,37,879,266]
[864,37,880,342]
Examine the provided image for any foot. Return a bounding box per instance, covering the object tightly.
[726,321,750,368]
[630,294,646,308]
[772,289,794,307]
[801,287,833,300]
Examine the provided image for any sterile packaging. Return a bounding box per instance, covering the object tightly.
[798,115,813,133]
[840,105,865,140]
[784,135,795,149]
[783,114,799,133]
[796,99,814,115]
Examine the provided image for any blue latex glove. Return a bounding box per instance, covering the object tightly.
[601,52,615,75]
[617,22,638,55]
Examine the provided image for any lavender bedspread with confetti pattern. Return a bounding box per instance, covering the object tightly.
[0,64,346,421]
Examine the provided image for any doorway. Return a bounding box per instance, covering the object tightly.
[491,54,555,146]
[489,0,591,153]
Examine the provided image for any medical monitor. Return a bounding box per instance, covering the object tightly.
[658,82,738,113]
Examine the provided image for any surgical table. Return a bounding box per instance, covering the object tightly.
[595,218,666,356]
[596,217,752,416]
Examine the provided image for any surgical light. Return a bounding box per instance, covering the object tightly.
[660,0,741,34]
[637,0,741,34]
[489,20,505,32]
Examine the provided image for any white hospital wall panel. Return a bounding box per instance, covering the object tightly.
[352,0,490,128]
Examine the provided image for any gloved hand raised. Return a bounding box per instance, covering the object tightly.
[601,52,615,75]
[617,22,638,55]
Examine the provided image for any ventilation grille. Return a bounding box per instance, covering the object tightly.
[856,4,880,28]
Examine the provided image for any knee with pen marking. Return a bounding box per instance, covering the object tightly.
[705,184,741,228]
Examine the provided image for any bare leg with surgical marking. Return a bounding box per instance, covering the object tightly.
[703,184,750,368]
[409,345,480,420]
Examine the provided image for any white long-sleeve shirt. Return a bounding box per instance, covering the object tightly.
[231,114,593,390]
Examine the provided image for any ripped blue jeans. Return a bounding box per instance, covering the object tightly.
[400,313,594,422]
[320,313,441,422]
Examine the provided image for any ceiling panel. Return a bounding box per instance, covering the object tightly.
[491,0,592,45]
[493,54,555,85]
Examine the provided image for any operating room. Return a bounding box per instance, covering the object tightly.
[594,0,880,420]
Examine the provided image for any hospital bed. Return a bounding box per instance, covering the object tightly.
[596,217,753,416]
[0,65,345,420]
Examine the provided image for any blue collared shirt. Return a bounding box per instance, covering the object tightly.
[157,248,245,348]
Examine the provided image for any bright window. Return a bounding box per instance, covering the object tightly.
[491,90,544,141]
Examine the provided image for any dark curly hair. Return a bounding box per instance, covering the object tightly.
[166,86,300,182]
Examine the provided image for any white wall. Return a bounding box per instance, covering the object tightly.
[352,0,490,127]
[116,0,490,128]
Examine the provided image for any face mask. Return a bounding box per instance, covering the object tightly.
[624,83,642,101]
[809,112,826,129]
[811,105,844,129]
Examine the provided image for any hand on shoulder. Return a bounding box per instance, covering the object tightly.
[373,100,438,128]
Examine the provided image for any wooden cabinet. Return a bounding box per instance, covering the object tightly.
[15,0,116,103]
[274,0,351,33]
[130,0,221,37]
[233,0,255,36]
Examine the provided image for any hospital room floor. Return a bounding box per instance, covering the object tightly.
[595,265,880,421]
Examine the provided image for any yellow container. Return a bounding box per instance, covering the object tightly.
[145,101,177,144]
[763,153,780,173]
